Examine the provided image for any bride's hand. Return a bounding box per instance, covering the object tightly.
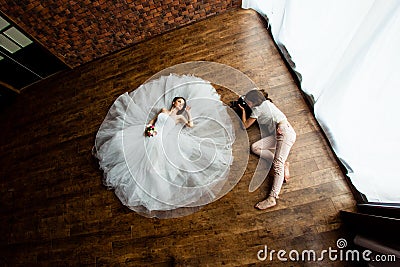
[185,106,191,112]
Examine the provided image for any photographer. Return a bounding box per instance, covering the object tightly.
[238,89,296,210]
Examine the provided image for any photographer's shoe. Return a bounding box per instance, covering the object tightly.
[255,196,277,210]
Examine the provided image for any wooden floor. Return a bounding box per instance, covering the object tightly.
[0,8,358,266]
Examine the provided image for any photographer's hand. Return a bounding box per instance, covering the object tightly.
[238,104,246,130]
[238,104,256,129]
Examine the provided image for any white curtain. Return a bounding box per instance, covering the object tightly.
[242,0,400,203]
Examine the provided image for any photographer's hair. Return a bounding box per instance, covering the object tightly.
[172,96,187,115]
[245,89,273,107]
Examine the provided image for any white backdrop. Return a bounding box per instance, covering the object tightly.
[243,0,400,202]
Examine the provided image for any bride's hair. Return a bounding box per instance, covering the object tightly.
[172,96,187,115]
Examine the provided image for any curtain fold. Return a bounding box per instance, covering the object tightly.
[243,0,400,202]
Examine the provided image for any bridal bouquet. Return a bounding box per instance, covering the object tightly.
[145,124,157,137]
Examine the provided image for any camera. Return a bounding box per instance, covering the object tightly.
[230,95,252,119]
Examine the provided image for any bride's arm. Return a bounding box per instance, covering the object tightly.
[181,106,193,127]
[148,108,166,125]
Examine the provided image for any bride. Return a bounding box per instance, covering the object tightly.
[149,96,193,128]
[93,74,235,218]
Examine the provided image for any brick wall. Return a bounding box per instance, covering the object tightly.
[0,0,241,68]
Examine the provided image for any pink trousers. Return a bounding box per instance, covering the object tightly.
[251,121,296,198]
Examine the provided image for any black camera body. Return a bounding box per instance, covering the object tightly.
[230,95,252,119]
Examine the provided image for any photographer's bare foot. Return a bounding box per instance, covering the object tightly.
[284,162,290,183]
[255,196,276,210]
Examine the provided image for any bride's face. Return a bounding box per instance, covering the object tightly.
[173,98,185,110]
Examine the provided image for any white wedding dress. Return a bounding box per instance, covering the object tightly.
[93,74,235,218]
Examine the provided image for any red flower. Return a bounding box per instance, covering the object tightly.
[145,124,157,137]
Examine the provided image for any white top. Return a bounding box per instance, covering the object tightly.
[250,100,286,125]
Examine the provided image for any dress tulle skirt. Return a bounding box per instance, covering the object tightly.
[93,74,235,218]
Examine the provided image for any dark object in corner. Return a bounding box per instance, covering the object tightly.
[0,84,18,112]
